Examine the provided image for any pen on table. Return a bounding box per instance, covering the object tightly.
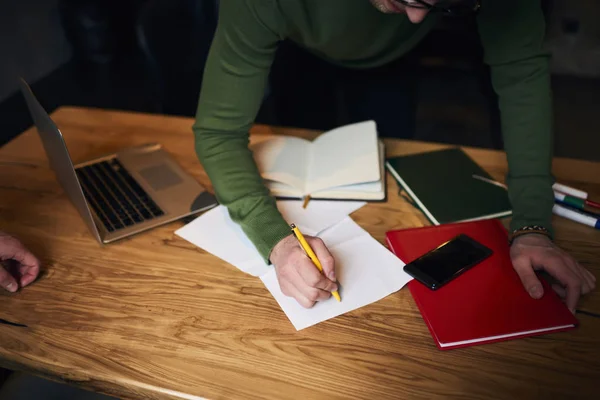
[584,198,600,209]
[553,185,600,209]
[472,174,600,229]
[472,175,600,209]
[290,223,341,302]
[554,192,600,215]
[552,182,588,199]
[553,203,600,230]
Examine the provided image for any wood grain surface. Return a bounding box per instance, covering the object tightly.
[0,107,599,400]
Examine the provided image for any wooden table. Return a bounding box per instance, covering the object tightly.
[1,107,599,400]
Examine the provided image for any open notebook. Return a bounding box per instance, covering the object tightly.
[251,120,385,201]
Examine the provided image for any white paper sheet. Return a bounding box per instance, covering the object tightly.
[175,200,412,330]
[175,200,366,276]
[176,204,270,276]
[260,217,411,330]
[276,200,366,236]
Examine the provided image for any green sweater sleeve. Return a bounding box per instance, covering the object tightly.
[193,0,291,263]
[476,1,555,236]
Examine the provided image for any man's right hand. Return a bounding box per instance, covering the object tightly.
[270,234,338,308]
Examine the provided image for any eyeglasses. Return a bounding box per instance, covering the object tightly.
[393,0,481,16]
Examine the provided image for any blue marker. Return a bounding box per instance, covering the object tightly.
[553,203,600,229]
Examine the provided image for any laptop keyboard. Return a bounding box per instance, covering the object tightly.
[76,159,165,232]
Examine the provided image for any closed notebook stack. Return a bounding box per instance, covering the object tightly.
[385,219,578,350]
[385,147,511,225]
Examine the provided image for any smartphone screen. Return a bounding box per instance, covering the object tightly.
[403,234,493,290]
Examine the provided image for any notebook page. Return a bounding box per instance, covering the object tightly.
[252,136,310,194]
[311,140,385,199]
[306,120,380,194]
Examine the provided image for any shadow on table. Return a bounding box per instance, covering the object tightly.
[0,373,118,400]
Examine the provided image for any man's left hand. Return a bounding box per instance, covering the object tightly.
[510,233,596,312]
[0,231,40,293]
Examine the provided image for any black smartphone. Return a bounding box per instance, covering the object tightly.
[403,234,493,290]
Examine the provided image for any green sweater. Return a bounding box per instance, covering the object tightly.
[193,0,555,263]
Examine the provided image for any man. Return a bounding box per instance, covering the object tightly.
[193,0,595,311]
[0,231,39,293]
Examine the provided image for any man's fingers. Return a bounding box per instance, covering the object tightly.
[542,256,582,312]
[288,263,331,303]
[0,266,18,293]
[297,285,331,303]
[588,269,597,282]
[19,264,40,287]
[297,264,337,293]
[564,281,582,313]
[560,256,593,295]
[12,248,40,270]
[280,279,315,309]
[306,237,336,282]
[0,236,40,269]
[562,257,590,293]
[583,267,597,293]
[551,283,567,299]
[296,257,338,293]
[512,255,544,299]
[575,262,596,294]
[274,235,338,309]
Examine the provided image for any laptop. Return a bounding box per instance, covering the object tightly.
[19,78,218,244]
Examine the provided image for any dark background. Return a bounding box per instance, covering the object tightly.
[1,0,599,159]
[1,0,599,396]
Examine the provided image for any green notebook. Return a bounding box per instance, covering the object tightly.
[385,147,512,225]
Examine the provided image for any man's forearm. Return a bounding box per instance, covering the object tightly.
[191,0,292,262]
[475,0,556,235]
[491,57,555,235]
[193,126,291,262]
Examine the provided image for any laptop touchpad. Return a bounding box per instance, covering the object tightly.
[138,164,183,191]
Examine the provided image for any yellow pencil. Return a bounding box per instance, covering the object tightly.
[290,223,341,302]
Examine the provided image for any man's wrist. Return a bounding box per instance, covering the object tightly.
[268,233,295,265]
[505,172,555,242]
[509,224,552,244]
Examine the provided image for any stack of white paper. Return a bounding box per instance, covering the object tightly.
[175,200,412,330]
[176,201,367,277]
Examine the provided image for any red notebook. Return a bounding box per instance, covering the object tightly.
[386,219,578,350]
